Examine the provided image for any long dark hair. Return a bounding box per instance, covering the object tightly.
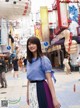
[27,36,43,63]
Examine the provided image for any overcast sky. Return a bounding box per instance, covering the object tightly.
[31,0,54,13]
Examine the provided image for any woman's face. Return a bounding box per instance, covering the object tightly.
[28,42,37,53]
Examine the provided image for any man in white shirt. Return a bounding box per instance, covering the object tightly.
[63,56,71,74]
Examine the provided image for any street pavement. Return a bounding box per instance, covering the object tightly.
[0,70,80,108]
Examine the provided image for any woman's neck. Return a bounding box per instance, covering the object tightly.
[33,52,37,58]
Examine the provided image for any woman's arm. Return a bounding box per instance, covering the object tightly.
[46,73,61,108]
[27,80,30,105]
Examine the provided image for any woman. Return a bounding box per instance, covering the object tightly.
[26,37,61,108]
[12,56,19,78]
[18,58,23,71]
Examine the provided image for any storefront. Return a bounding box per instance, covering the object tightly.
[48,36,80,70]
[47,43,65,68]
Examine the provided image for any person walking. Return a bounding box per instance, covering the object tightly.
[12,56,19,78]
[18,58,23,71]
[63,56,71,74]
[0,56,7,88]
[26,37,61,108]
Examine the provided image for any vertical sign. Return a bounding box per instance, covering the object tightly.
[40,6,49,43]
[60,3,68,27]
[34,23,43,41]
[57,0,68,28]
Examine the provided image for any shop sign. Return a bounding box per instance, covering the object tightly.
[40,6,49,42]
[60,3,68,27]
[60,0,78,2]
[7,46,11,50]
[34,23,42,41]
[44,41,49,47]
[47,47,52,53]
[52,45,61,51]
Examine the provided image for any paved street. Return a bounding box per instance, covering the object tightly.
[0,70,80,108]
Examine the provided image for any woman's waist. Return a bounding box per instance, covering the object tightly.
[29,80,45,83]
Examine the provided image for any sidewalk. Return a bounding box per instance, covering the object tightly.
[0,70,80,108]
[55,71,80,108]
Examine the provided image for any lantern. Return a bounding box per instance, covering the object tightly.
[22,3,28,16]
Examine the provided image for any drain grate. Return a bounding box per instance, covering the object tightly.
[0,92,7,94]
[22,85,27,87]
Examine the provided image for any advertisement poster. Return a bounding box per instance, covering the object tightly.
[34,23,43,41]
[40,6,49,42]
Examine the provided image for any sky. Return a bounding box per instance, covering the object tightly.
[31,0,54,13]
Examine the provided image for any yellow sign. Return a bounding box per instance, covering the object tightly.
[34,23,42,41]
[40,6,49,42]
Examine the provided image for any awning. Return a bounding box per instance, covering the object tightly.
[51,36,80,45]
[47,36,80,52]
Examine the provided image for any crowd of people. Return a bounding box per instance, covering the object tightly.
[0,56,27,88]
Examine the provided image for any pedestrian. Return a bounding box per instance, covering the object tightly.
[12,56,19,78]
[0,56,7,88]
[63,56,71,74]
[26,37,61,108]
[23,57,27,72]
[68,55,72,72]
[18,58,23,71]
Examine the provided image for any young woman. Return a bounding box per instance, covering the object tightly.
[26,37,61,108]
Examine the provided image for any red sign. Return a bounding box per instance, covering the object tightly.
[60,0,78,3]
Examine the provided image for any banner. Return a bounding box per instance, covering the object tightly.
[40,6,49,43]
[34,23,43,41]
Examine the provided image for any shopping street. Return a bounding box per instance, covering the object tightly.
[0,70,80,108]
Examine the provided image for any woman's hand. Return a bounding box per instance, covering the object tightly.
[46,73,61,108]
[53,98,61,108]
[26,97,29,105]
[27,80,29,105]
[26,89,29,105]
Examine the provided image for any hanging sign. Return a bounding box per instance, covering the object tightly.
[7,46,11,50]
[60,0,78,2]
[44,41,49,47]
[34,23,43,41]
[60,3,68,28]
